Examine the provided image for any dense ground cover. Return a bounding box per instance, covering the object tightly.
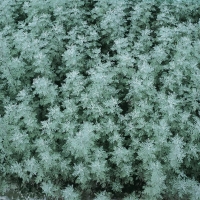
[0,0,200,199]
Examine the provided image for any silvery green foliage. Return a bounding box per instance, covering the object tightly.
[94,191,111,200]
[0,0,200,199]
[123,191,139,200]
[62,185,80,200]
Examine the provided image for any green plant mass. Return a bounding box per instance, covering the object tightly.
[0,0,200,199]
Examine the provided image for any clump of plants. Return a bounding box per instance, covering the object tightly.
[0,0,200,199]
